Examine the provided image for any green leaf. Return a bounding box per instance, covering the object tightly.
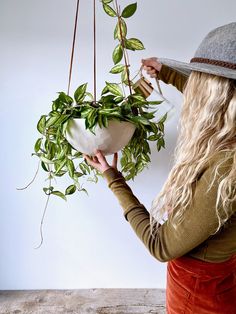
[37,115,47,134]
[124,39,135,51]
[85,92,94,100]
[131,116,150,125]
[65,184,76,195]
[40,156,54,164]
[74,171,84,178]
[150,122,159,133]
[47,141,56,160]
[74,83,88,103]
[125,38,144,50]
[147,134,159,141]
[158,122,164,132]
[130,94,146,102]
[79,163,87,174]
[73,151,83,158]
[98,114,103,128]
[51,191,67,201]
[87,108,98,129]
[120,102,132,114]
[147,100,164,105]
[141,111,156,119]
[43,186,54,194]
[82,161,91,174]
[41,161,49,172]
[102,0,113,3]
[120,155,128,168]
[58,92,73,105]
[46,114,61,128]
[156,137,165,151]
[158,112,168,123]
[114,19,127,40]
[110,64,125,74]
[67,159,75,178]
[112,44,123,64]
[34,138,42,153]
[101,86,109,95]
[55,159,67,174]
[105,82,123,96]
[114,96,124,103]
[102,115,108,128]
[99,108,118,114]
[55,170,67,177]
[80,188,89,196]
[121,68,129,85]
[52,98,63,111]
[103,4,117,17]
[121,3,137,18]
[100,95,116,104]
[80,107,93,118]
[109,111,123,118]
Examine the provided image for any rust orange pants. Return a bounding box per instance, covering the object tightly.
[166,254,236,313]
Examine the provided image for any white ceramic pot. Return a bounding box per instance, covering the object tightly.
[65,118,136,156]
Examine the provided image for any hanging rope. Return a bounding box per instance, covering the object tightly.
[67,0,80,95]
[93,0,97,104]
[155,78,163,96]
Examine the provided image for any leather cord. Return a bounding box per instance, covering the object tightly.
[67,0,80,96]
[93,0,97,103]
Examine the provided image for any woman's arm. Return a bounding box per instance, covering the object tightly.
[102,154,235,262]
[157,64,188,93]
[142,58,188,93]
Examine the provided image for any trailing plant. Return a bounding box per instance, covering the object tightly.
[31,0,167,200]
[19,0,169,248]
[34,86,166,196]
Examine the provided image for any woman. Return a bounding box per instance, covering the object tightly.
[84,22,236,313]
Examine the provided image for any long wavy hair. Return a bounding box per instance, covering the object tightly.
[150,70,236,238]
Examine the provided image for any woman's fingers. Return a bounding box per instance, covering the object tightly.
[142,64,158,78]
[150,72,158,78]
[83,150,120,174]
[142,58,157,68]
[147,68,157,75]
[94,149,107,164]
[141,57,162,72]
[112,152,118,168]
[83,154,96,167]
[92,156,98,163]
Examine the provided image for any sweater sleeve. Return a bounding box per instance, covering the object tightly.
[102,156,235,262]
[157,64,189,93]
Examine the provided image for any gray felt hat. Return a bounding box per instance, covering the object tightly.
[158,22,236,80]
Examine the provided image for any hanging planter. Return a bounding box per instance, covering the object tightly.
[32,0,171,194]
[65,118,136,156]
[19,0,174,247]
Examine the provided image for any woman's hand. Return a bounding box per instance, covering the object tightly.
[83,149,118,174]
[141,57,162,78]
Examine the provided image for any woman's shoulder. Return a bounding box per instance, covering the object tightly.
[195,150,234,186]
[207,150,234,166]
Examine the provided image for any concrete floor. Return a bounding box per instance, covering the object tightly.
[0,289,166,314]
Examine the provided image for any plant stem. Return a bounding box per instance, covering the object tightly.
[34,170,52,249]
[114,0,132,96]
[16,160,40,190]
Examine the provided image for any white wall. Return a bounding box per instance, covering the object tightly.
[0,0,235,289]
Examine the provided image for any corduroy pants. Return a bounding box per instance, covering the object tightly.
[166,254,236,313]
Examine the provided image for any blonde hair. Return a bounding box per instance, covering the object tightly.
[150,70,236,238]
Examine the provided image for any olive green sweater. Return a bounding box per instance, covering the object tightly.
[102,65,236,263]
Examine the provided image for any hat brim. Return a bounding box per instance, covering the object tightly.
[158,58,236,80]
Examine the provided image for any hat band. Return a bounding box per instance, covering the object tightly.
[190,57,236,70]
